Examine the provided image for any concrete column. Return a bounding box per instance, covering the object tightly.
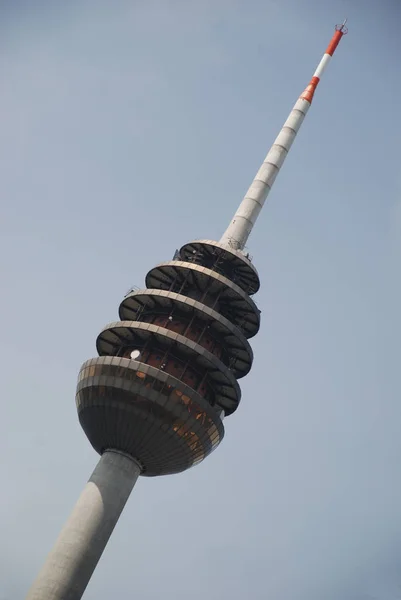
[26,450,141,600]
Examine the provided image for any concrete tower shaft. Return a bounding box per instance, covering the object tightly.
[26,451,141,600]
[220,21,348,251]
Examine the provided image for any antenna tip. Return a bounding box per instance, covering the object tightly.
[335,18,348,34]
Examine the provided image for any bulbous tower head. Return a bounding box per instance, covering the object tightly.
[76,240,260,476]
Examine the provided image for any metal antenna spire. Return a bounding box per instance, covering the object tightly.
[220,21,348,252]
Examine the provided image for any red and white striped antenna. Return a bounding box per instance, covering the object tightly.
[220,20,348,252]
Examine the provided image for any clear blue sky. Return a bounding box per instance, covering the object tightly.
[1,1,401,599]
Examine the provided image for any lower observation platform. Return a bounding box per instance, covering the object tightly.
[77,357,224,476]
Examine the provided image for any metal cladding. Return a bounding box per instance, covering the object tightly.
[220,20,348,252]
[76,240,260,476]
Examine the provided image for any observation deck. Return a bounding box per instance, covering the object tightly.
[76,239,261,476]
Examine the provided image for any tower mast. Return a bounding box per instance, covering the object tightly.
[25,20,347,600]
[220,20,348,251]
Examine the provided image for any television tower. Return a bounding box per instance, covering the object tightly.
[26,20,348,600]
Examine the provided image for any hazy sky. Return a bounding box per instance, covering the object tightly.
[1,1,401,599]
